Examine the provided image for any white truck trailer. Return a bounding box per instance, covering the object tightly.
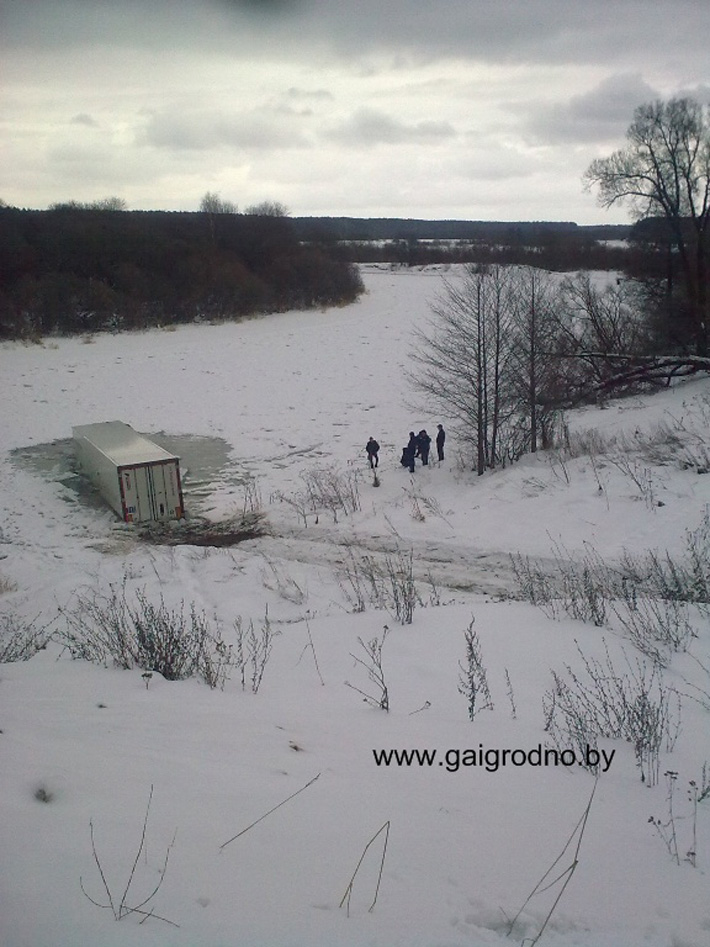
[73,421,184,523]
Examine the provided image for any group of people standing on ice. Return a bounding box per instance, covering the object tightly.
[400,426,445,472]
[364,425,445,473]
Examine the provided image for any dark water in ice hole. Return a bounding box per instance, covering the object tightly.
[9,432,247,514]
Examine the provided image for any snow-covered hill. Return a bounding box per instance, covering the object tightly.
[1,265,708,947]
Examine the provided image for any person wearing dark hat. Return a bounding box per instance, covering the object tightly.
[436,424,446,462]
[365,437,380,469]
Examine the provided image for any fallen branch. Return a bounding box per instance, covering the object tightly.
[80,785,178,927]
[339,820,391,916]
[564,352,710,404]
[219,772,321,851]
[506,779,598,945]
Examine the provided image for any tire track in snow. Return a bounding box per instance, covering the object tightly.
[242,526,534,597]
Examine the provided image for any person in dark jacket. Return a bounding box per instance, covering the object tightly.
[403,431,417,473]
[436,424,445,462]
[417,429,432,465]
[365,437,380,469]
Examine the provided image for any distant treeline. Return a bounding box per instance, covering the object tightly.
[0,207,649,341]
[291,216,633,269]
[291,216,629,243]
[0,208,364,339]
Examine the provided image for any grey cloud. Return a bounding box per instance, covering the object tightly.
[677,84,710,106]
[324,108,455,147]
[521,74,660,145]
[47,142,127,187]
[286,87,333,101]
[455,150,535,184]
[222,0,710,73]
[138,107,311,151]
[274,104,314,118]
[4,0,709,75]
[1,0,304,54]
[3,0,708,220]
[70,113,100,128]
[274,88,334,118]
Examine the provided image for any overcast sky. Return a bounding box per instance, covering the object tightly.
[2,0,709,223]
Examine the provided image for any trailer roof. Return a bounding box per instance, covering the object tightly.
[72,421,179,466]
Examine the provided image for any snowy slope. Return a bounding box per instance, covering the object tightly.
[1,265,709,947]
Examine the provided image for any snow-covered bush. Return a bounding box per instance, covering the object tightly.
[299,466,361,522]
[345,627,390,711]
[612,596,696,667]
[0,611,53,663]
[457,617,493,720]
[338,548,419,624]
[513,516,710,652]
[619,513,710,609]
[543,641,680,785]
[511,543,615,625]
[59,585,237,688]
[232,611,276,693]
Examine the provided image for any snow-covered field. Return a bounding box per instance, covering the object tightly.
[1,265,709,947]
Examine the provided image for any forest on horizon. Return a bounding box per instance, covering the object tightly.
[0,206,658,340]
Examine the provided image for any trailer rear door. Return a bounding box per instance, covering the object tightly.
[119,462,182,523]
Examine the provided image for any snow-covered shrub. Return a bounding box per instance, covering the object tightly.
[240,474,263,516]
[514,517,710,648]
[299,466,361,522]
[551,541,613,626]
[345,627,390,711]
[611,596,697,667]
[0,612,53,663]
[543,640,680,786]
[232,611,276,693]
[647,769,710,868]
[384,550,418,625]
[338,550,371,613]
[511,543,615,625]
[338,548,420,624]
[59,585,237,688]
[457,617,493,721]
[509,553,558,618]
[402,485,453,526]
[619,513,710,609]
[612,417,710,475]
[607,455,659,509]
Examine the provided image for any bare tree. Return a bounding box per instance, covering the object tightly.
[200,192,238,245]
[558,274,646,357]
[585,97,710,356]
[49,197,128,210]
[410,265,510,474]
[90,196,128,211]
[410,265,562,472]
[550,273,652,398]
[199,192,238,214]
[244,200,289,217]
[507,267,561,452]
